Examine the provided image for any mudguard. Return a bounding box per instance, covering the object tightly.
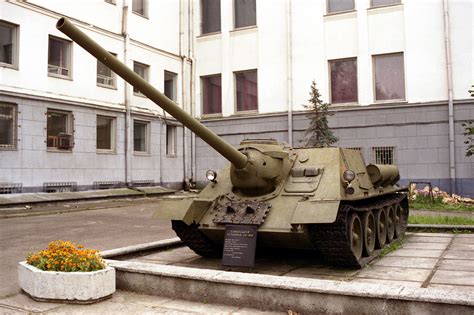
[153,198,212,225]
[291,200,340,224]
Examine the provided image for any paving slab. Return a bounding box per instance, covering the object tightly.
[453,237,474,244]
[351,278,423,288]
[444,250,473,260]
[372,256,438,269]
[438,259,474,272]
[405,236,453,244]
[431,270,474,286]
[407,232,454,238]
[402,242,448,250]
[356,266,431,282]
[450,243,474,251]
[386,248,444,258]
[0,292,62,313]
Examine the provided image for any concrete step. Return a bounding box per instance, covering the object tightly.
[104,233,474,314]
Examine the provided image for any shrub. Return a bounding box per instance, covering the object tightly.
[26,240,106,272]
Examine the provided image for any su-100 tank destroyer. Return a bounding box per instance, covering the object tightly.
[57,17,409,268]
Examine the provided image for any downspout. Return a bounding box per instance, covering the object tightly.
[189,0,197,183]
[443,0,456,194]
[286,0,293,146]
[122,0,132,186]
[179,0,189,188]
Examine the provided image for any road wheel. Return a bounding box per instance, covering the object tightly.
[362,211,376,257]
[386,205,395,243]
[375,208,387,249]
[348,213,363,261]
[393,203,403,238]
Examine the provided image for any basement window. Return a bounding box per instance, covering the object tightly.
[0,103,17,150]
[47,109,74,151]
[372,146,395,165]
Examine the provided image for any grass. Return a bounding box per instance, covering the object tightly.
[380,238,404,257]
[409,195,474,212]
[408,215,474,226]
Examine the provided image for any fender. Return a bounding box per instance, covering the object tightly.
[153,198,212,225]
[291,200,340,224]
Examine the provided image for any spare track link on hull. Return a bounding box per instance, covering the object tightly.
[171,220,222,258]
[309,193,409,268]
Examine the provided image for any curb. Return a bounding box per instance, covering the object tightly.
[408,224,474,232]
[101,237,182,259]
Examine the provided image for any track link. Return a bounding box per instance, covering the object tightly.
[171,220,222,258]
[309,193,409,268]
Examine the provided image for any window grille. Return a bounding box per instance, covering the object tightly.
[0,103,17,150]
[345,147,361,151]
[131,180,155,187]
[372,146,395,165]
[0,183,22,194]
[43,182,77,193]
[93,181,123,190]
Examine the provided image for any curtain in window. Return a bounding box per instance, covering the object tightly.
[235,0,256,28]
[330,59,357,103]
[202,75,222,114]
[201,0,221,34]
[236,71,258,112]
[374,53,405,101]
[0,24,13,64]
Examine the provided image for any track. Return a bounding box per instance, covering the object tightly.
[309,193,409,268]
[171,220,222,258]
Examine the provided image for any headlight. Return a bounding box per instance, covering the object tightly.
[206,170,217,182]
[343,170,355,182]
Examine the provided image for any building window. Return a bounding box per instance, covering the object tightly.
[0,20,18,68]
[47,109,74,150]
[105,0,116,4]
[164,71,177,101]
[371,0,401,8]
[97,52,116,88]
[201,0,221,34]
[48,36,72,79]
[133,120,149,153]
[235,70,258,112]
[327,0,355,14]
[234,0,256,29]
[329,58,357,104]
[202,75,222,115]
[96,116,115,152]
[0,103,17,150]
[373,146,395,165]
[373,53,405,101]
[166,125,177,156]
[133,61,149,95]
[132,0,148,17]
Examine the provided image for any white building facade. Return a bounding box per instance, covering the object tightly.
[1,0,473,196]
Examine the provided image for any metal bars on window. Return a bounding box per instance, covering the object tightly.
[372,146,395,165]
[0,103,17,150]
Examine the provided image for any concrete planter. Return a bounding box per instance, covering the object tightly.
[18,261,115,303]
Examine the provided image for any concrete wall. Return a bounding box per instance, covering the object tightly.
[196,101,474,197]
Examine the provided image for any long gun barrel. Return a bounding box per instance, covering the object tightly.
[56,17,248,169]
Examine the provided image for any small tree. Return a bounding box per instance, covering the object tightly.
[302,81,338,147]
[462,121,473,157]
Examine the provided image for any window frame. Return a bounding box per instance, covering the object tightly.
[0,20,19,69]
[96,115,116,154]
[233,0,257,30]
[328,57,358,105]
[0,103,18,150]
[46,109,74,152]
[132,0,148,18]
[372,146,396,165]
[201,74,222,116]
[47,35,73,80]
[105,0,116,4]
[164,70,178,102]
[133,61,149,97]
[201,0,222,35]
[166,124,177,157]
[326,0,356,15]
[133,119,150,155]
[234,69,258,113]
[96,52,117,89]
[372,52,406,103]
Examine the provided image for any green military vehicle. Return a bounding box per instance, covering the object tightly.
[57,17,409,268]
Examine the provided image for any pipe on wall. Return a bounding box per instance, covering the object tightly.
[286,0,293,147]
[122,0,132,186]
[189,0,197,183]
[443,0,456,194]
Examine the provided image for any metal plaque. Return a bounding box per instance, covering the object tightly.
[221,224,258,267]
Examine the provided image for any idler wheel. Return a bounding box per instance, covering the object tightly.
[375,208,387,249]
[362,211,376,257]
[393,203,403,238]
[348,213,363,261]
[386,205,395,243]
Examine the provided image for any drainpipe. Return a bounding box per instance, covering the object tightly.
[189,0,197,183]
[179,0,189,188]
[122,0,132,186]
[286,0,293,146]
[443,0,456,194]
